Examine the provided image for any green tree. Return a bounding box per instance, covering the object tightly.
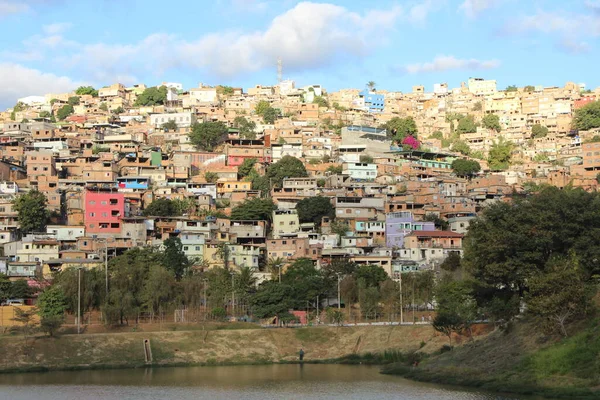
[37,286,67,337]
[232,116,257,139]
[262,107,279,124]
[524,85,535,92]
[189,121,229,151]
[75,86,99,97]
[56,104,74,120]
[38,111,52,119]
[296,196,335,227]
[326,165,343,174]
[505,85,518,92]
[134,86,168,106]
[141,264,176,315]
[451,140,471,155]
[67,96,80,106]
[281,259,327,309]
[161,119,178,131]
[99,102,108,112]
[13,189,49,233]
[464,187,600,322]
[360,285,380,320]
[163,237,191,280]
[250,281,295,321]
[440,252,462,272]
[217,85,234,96]
[54,267,104,315]
[573,101,600,131]
[143,198,181,217]
[488,137,514,171]
[526,260,592,337]
[330,220,350,239]
[231,198,276,221]
[255,100,271,116]
[12,307,38,342]
[472,101,482,111]
[367,81,376,92]
[482,114,501,132]
[10,280,33,299]
[204,171,219,183]
[430,131,444,140]
[456,115,477,134]
[354,265,388,288]
[114,106,125,114]
[0,274,11,303]
[313,96,329,108]
[238,158,257,178]
[381,117,418,142]
[531,124,549,138]
[451,159,481,177]
[434,279,478,341]
[267,155,308,187]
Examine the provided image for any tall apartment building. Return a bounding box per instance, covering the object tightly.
[84,190,125,236]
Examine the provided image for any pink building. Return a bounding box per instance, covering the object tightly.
[85,190,125,235]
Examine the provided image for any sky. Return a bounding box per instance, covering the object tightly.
[0,0,598,108]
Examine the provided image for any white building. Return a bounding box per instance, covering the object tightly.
[467,78,497,96]
[149,112,196,128]
[342,162,378,181]
[46,226,85,242]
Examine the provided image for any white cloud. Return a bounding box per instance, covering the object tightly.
[0,1,30,16]
[504,6,600,53]
[459,0,503,18]
[0,63,80,107]
[56,1,420,82]
[402,55,500,74]
[42,22,71,35]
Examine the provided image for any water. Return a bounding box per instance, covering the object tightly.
[0,364,533,400]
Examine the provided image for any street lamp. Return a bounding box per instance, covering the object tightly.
[397,272,403,324]
[275,264,283,283]
[203,278,208,320]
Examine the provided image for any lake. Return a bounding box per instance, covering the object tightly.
[0,364,535,400]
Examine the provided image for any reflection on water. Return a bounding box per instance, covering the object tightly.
[0,364,535,400]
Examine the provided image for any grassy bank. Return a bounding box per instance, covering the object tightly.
[382,320,600,399]
[0,324,449,374]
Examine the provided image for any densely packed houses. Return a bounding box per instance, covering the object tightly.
[0,78,598,283]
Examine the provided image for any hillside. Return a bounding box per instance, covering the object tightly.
[0,324,449,373]
[384,320,600,399]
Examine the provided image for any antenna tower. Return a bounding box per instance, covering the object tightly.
[277,57,282,83]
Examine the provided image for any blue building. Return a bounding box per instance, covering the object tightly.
[359,89,384,113]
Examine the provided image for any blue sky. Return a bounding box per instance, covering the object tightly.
[0,0,598,108]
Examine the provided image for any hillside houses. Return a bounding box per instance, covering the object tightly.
[0,78,598,284]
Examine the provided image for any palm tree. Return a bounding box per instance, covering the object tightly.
[266,257,286,281]
[367,81,376,92]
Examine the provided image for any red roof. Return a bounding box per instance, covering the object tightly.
[406,231,464,238]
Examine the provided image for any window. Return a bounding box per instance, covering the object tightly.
[102,212,108,217]
[184,246,189,251]
[90,212,95,217]
[195,246,200,251]
[110,223,119,229]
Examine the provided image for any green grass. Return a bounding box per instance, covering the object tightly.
[294,328,332,343]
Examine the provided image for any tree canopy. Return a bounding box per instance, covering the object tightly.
[456,115,477,134]
[488,137,514,171]
[161,119,178,131]
[189,121,229,151]
[463,187,600,324]
[482,114,501,132]
[230,198,276,221]
[143,198,182,217]
[238,158,257,178]
[296,196,335,226]
[75,86,99,97]
[262,107,279,124]
[313,96,329,108]
[505,85,518,92]
[531,124,549,138]
[56,104,74,120]
[451,159,481,177]
[134,86,168,106]
[266,155,308,187]
[573,101,600,131]
[255,100,271,116]
[233,116,257,139]
[13,189,49,233]
[451,140,471,156]
[381,117,418,142]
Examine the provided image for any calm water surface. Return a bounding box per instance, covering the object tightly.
[0,364,538,400]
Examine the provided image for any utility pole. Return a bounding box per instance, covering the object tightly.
[398,273,403,325]
[77,267,82,334]
[412,272,416,325]
[337,274,342,311]
[316,295,319,325]
[231,272,235,319]
[278,264,282,283]
[203,278,208,321]
[104,241,108,298]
